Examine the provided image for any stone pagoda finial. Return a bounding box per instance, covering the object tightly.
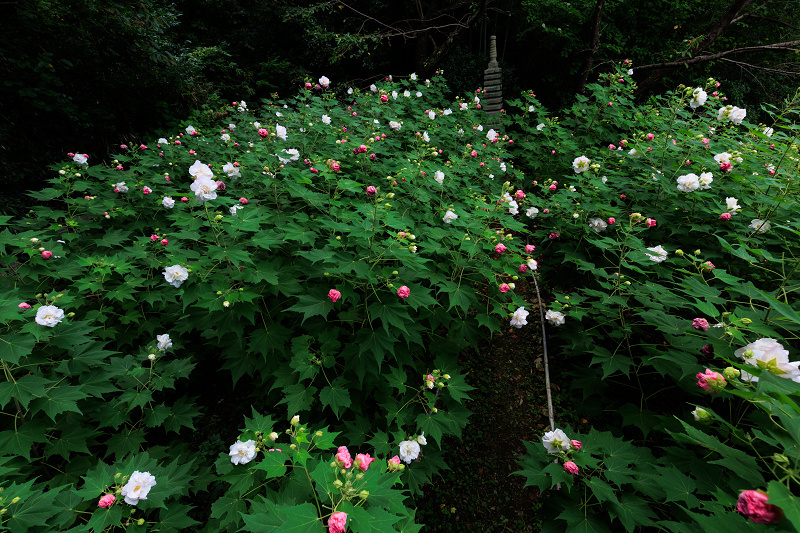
[483,35,503,125]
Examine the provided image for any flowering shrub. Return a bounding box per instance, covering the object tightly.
[0,72,534,529]
[511,62,800,530]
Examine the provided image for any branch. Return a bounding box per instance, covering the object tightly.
[720,57,800,75]
[577,0,606,94]
[696,0,758,53]
[635,39,800,71]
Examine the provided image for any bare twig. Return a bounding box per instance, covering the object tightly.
[635,39,800,71]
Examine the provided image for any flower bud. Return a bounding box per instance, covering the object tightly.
[694,250,701,255]
[356,473,364,481]
[723,367,740,380]
[675,249,684,256]
[223,301,230,307]
[269,432,279,441]
[359,490,370,499]
[443,374,451,379]
[10,497,21,504]
[114,473,122,479]
[291,415,300,426]
[741,318,752,324]
[137,519,145,526]
[692,407,713,423]
[333,479,343,488]
[773,453,790,464]
[290,443,297,450]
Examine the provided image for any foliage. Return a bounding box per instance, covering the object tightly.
[510,62,800,530]
[0,73,536,530]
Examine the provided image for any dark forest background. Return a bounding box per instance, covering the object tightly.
[2,0,799,215]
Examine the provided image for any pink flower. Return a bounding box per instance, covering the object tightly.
[563,461,579,475]
[495,243,507,254]
[397,231,406,239]
[355,453,375,472]
[388,456,401,467]
[328,289,341,303]
[720,161,732,172]
[620,194,626,199]
[525,244,536,254]
[516,190,526,200]
[98,494,116,508]
[310,168,319,174]
[239,197,248,204]
[646,133,654,141]
[335,446,353,469]
[471,150,477,157]
[499,283,510,293]
[18,302,31,309]
[720,212,731,221]
[646,218,657,228]
[189,150,196,155]
[696,369,726,394]
[258,128,268,137]
[607,217,615,225]
[160,239,168,246]
[703,261,715,270]
[692,318,709,331]
[737,490,784,524]
[518,264,528,273]
[305,82,312,89]
[150,234,159,242]
[549,184,557,191]
[366,186,377,197]
[380,94,388,102]
[180,197,188,202]
[397,286,410,299]
[548,233,560,239]
[143,186,152,195]
[41,251,53,259]
[608,144,616,150]
[120,145,128,150]
[328,511,348,533]
[215,181,225,191]
[67,152,74,157]
[570,440,582,451]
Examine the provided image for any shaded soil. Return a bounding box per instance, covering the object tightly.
[414,283,570,532]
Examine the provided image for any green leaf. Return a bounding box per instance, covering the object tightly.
[607,494,656,532]
[85,506,124,533]
[0,332,35,364]
[767,481,800,530]
[277,384,318,416]
[0,374,52,409]
[29,385,86,421]
[242,502,321,533]
[587,477,620,505]
[557,506,613,533]
[320,378,352,417]
[5,483,64,532]
[253,451,288,478]
[158,504,201,531]
[286,294,333,323]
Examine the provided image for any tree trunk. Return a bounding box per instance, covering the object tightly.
[577,0,605,93]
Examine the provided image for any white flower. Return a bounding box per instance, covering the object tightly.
[120,471,156,506]
[528,105,535,112]
[35,305,64,327]
[425,79,430,86]
[156,334,172,351]
[510,307,529,328]
[714,152,731,164]
[628,148,640,157]
[501,192,513,203]
[220,133,231,142]
[253,121,261,128]
[319,76,330,87]
[536,123,545,131]
[726,197,741,213]
[545,310,565,325]
[689,88,707,109]
[486,129,498,142]
[627,68,633,75]
[158,137,169,145]
[277,148,300,163]
[718,107,730,121]
[645,245,668,263]
[410,73,417,81]
[428,110,436,120]
[163,265,189,288]
[572,155,590,173]
[526,207,539,218]
[541,429,570,454]
[476,125,484,132]
[443,108,452,115]
[190,176,218,203]
[698,172,713,190]
[474,96,480,104]
[228,124,236,131]
[763,127,774,137]
[347,87,353,95]
[73,153,88,165]
[185,125,196,135]
[114,182,129,193]
[527,258,538,271]
[162,197,175,209]
[404,90,411,98]
[230,205,244,216]
[749,219,771,233]
[730,106,747,125]
[417,432,427,445]
[229,440,257,465]
[399,440,421,463]
[735,338,800,382]
[508,200,519,215]
[459,102,468,110]
[443,210,458,224]
[370,84,377,92]
[500,162,507,172]
[189,160,214,181]
[276,125,287,141]
[588,218,607,233]
[457,128,464,136]
[434,171,444,185]
[676,173,700,192]
[389,121,402,131]
[237,101,247,112]
[222,162,241,179]
[321,114,331,125]
[409,245,417,253]
[416,91,422,97]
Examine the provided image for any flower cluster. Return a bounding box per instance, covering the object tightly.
[734,338,800,382]
[541,428,582,475]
